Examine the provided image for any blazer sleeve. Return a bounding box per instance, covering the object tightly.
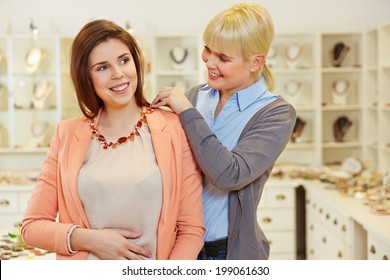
[179,98,296,191]
[21,122,75,255]
[168,124,205,260]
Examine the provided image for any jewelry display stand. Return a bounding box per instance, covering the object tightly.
[284,44,305,68]
[26,121,50,148]
[290,116,306,143]
[283,80,302,107]
[169,45,188,70]
[329,42,350,67]
[333,116,353,142]
[331,79,350,106]
[31,81,53,109]
[25,47,46,73]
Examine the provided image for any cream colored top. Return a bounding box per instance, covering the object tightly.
[78,125,162,260]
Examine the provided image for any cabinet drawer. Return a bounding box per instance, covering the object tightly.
[266,231,295,253]
[368,233,390,260]
[257,209,295,231]
[0,192,18,213]
[266,188,294,208]
[307,212,352,259]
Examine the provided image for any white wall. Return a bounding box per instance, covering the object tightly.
[1,0,390,36]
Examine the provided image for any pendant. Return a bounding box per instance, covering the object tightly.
[25,47,45,73]
[31,81,53,109]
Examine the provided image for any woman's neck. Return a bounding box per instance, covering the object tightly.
[98,104,142,137]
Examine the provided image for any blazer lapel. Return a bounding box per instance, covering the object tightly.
[147,109,172,227]
[67,117,92,228]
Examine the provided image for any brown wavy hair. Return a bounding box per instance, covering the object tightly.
[70,19,149,119]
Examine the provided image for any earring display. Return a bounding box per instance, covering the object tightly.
[333,115,353,142]
[284,44,305,68]
[329,42,350,67]
[169,45,188,70]
[31,81,53,109]
[25,47,46,73]
[283,80,302,106]
[331,79,350,106]
[291,116,306,143]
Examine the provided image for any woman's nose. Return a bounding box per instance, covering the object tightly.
[111,67,124,80]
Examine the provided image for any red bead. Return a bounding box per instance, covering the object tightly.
[118,136,128,144]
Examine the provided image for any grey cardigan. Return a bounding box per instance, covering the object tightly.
[179,85,296,259]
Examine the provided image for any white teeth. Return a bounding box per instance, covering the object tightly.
[112,84,128,91]
[209,72,221,77]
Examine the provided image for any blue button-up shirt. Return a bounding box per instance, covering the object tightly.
[196,78,278,242]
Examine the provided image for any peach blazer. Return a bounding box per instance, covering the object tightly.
[21,108,205,260]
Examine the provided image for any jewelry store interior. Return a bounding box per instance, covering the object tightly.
[0,0,390,260]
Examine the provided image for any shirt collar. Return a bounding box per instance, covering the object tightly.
[201,78,268,111]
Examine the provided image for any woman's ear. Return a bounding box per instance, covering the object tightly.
[250,54,265,72]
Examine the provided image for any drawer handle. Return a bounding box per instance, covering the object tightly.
[326,213,330,220]
[0,199,10,206]
[338,251,343,258]
[383,255,388,260]
[313,203,317,209]
[370,245,376,254]
[341,225,347,232]
[262,217,272,224]
[310,224,314,231]
[310,249,314,255]
[268,240,273,245]
[322,237,327,243]
[275,194,285,200]
[333,219,338,225]
[319,208,323,214]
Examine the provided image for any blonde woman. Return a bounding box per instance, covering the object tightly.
[152,2,296,259]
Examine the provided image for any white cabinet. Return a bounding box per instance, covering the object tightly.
[149,34,204,101]
[270,33,320,166]
[377,22,390,173]
[304,180,390,259]
[0,35,61,154]
[368,231,390,260]
[258,180,298,259]
[271,30,389,171]
[305,190,354,259]
[0,185,33,231]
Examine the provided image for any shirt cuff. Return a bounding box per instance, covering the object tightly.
[66,225,81,254]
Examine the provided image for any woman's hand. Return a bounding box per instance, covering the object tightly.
[71,228,152,260]
[151,87,193,114]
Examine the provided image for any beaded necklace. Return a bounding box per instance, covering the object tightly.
[89,107,154,149]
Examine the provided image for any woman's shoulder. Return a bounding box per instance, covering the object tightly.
[56,115,88,130]
[154,107,180,122]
